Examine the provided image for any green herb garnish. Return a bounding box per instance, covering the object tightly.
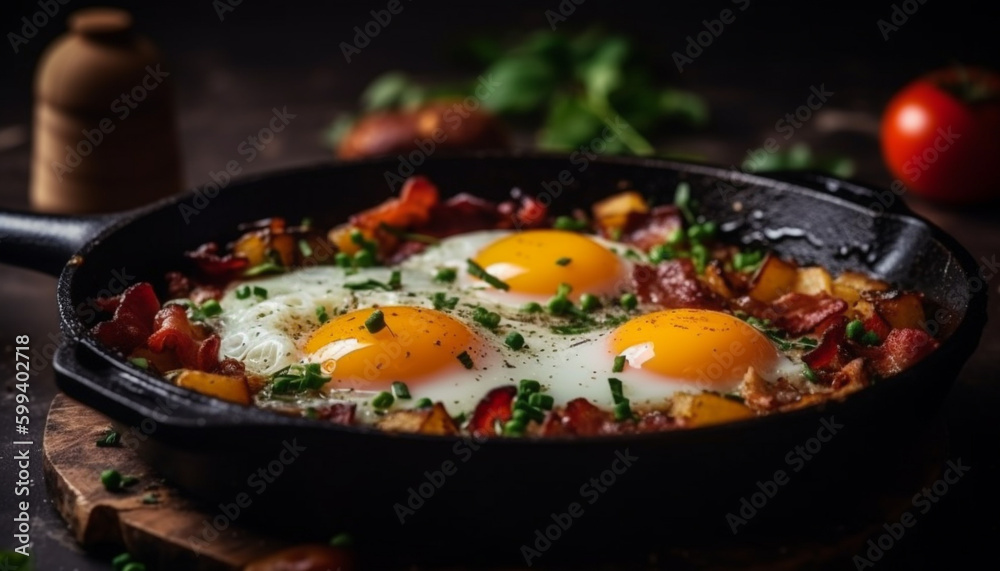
[435,267,457,282]
[556,257,572,266]
[379,222,441,245]
[391,381,411,399]
[129,357,148,370]
[521,301,543,313]
[365,309,386,333]
[529,393,554,410]
[415,397,433,408]
[96,428,121,447]
[253,286,268,299]
[457,351,474,369]
[329,532,355,547]
[579,293,600,312]
[431,292,459,310]
[236,286,251,299]
[620,293,638,310]
[269,363,330,394]
[466,259,510,291]
[505,331,525,350]
[472,306,502,330]
[371,391,394,409]
[553,215,588,231]
[316,306,329,324]
[612,355,626,373]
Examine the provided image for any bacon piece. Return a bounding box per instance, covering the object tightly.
[632,259,724,310]
[803,316,850,372]
[91,283,161,355]
[215,357,246,378]
[562,398,609,435]
[185,242,249,278]
[857,328,939,378]
[862,312,892,343]
[421,193,502,237]
[769,292,848,336]
[468,386,517,436]
[829,358,869,392]
[618,205,683,250]
[313,403,357,425]
[146,305,219,370]
[165,271,193,299]
[351,176,439,232]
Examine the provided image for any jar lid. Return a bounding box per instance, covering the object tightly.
[69,7,133,38]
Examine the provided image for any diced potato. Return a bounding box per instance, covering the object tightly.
[832,271,890,304]
[233,232,269,266]
[874,291,926,330]
[671,393,754,427]
[377,403,459,435]
[748,255,798,302]
[850,298,877,320]
[328,225,367,256]
[175,370,251,405]
[793,267,833,296]
[703,262,733,298]
[269,233,296,266]
[591,191,648,233]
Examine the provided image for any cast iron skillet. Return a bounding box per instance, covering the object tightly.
[0,153,987,566]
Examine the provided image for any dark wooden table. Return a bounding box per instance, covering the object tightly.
[1,1,997,569]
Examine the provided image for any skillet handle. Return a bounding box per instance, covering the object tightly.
[0,209,114,276]
[764,170,911,215]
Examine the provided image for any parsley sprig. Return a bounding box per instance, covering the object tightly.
[269,363,330,394]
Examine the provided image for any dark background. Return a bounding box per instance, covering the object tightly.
[1,0,998,569]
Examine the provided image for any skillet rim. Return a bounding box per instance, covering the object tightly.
[53,151,989,446]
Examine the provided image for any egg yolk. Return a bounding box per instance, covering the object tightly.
[609,309,780,390]
[304,306,478,390]
[471,230,625,298]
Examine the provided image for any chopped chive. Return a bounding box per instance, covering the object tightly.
[860,331,881,346]
[620,293,638,310]
[503,419,526,436]
[268,363,330,394]
[733,250,764,271]
[388,270,402,290]
[200,300,222,317]
[353,249,375,267]
[666,227,684,245]
[252,286,268,299]
[129,357,149,370]
[504,331,525,350]
[431,292,459,310]
[141,493,159,504]
[690,243,708,274]
[344,278,394,291]
[547,296,572,315]
[329,532,355,547]
[798,337,819,348]
[649,244,673,263]
[457,351,474,369]
[298,239,314,258]
[96,428,121,447]
[623,249,642,261]
[674,182,695,223]
[316,306,329,324]
[845,319,865,340]
[365,309,386,333]
[415,397,432,408]
[556,257,572,266]
[529,393,554,410]
[472,306,501,330]
[521,301,543,313]
[435,267,457,282]
[235,286,251,299]
[519,379,541,394]
[112,553,133,569]
[121,475,139,487]
[556,282,572,297]
[579,293,599,312]
[803,364,818,383]
[101,469,122,491]
[466,259,510,291]
[453,412,467,425]
[513,401,546,423]
[612,355,626,373]
[243,261,284,277]
[335,252,352,267]
[350,229,378,253]
[391,381,411,399]
[613,399,634,421]
[300,217,313,229]
[608,377,625,403]
[371,391,394,409]
[553,215,588,231]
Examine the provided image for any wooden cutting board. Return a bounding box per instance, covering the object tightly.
[43,393,946,570]
[42,393,290,571]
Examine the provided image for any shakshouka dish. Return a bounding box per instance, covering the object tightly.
[89,176,940,437]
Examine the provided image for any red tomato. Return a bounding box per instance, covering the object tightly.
[880,67,1000,204]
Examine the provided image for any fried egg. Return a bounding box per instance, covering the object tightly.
[212,229,804,420]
